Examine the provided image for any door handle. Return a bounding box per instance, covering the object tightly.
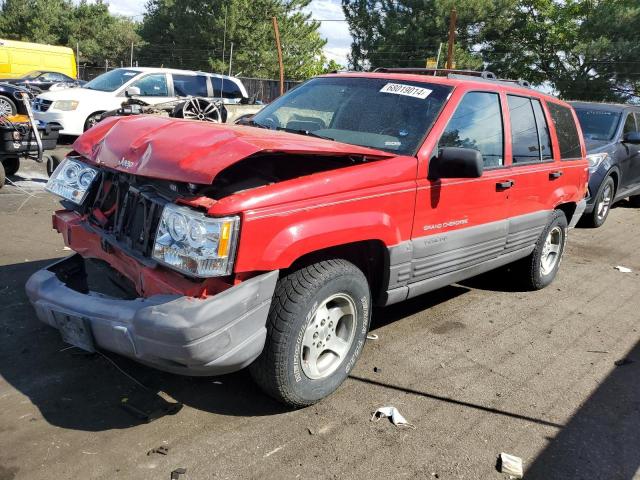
[549,171,563,180]
[496,180,514,190]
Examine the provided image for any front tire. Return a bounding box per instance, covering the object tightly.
[0,95,17,117]
[521,210,568,290]
[1,157,19,176]
[84,112,104,131]
[0,162,5,189]
[584,176,615,228]
[250,259,371,408]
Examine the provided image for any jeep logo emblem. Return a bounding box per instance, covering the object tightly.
[118,157,134,169]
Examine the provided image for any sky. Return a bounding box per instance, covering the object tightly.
[105,0,352,66]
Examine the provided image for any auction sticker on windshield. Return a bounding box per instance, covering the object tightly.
[380,83,432,99]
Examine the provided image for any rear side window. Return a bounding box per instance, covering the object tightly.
[211,78,243,99]
[439,91,504,167]
[507,95,553,163]
[547,102,582,160]
[173,74,208,97]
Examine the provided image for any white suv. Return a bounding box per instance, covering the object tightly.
[33,67,248,136]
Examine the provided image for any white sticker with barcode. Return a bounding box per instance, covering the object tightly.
[379,83,432,99]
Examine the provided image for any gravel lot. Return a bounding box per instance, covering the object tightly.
[1,152,639,480]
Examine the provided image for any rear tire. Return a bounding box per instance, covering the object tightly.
[584,176,615,228]
[1,157,19,176]
[250,259,371,408]
[520,210,568,290]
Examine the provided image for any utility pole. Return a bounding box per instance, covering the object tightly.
[130,42,134,67]
[76,42,80,79]
[446,8,457,70]
[228,42,234,77]
[272,16,284,96]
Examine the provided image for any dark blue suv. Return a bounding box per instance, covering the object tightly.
[570,102,640,227]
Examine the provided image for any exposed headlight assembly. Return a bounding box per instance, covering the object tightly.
[587,152,609,170]
[152,203,239,277]
[51,100,79,111]
[46,157,98,205]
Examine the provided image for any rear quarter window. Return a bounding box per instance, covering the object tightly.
[547,102,582,160]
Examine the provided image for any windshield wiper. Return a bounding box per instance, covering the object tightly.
[238,118,268,129]
[275,127,334,141]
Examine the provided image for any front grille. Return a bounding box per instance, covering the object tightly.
[88,171,167,258]
[32,98,52,112]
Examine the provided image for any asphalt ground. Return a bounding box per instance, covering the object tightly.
[1,152,639,480]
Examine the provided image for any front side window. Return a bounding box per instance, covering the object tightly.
[439,91,504,167]
[548,103,582,160]
[251,77,452,155]
[41,72,67,82]
[130,73,168,97]
[173,74,208,97]
[84,69,140,92]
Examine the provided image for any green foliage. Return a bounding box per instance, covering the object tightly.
[139,0,327,80]
[0,0,141,66]
[477,0,640,101]
[343,0,640,101]
[341,0,493,71]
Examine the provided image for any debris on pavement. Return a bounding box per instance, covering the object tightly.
[120,390,183,423]
[496,452,524,478]
[373,367,381,373]
[366,333,379,340]
[170,467,187,479]
[614,265,632,273]
[371,406,416,429]
[614,358,635,366]
[147,445,169,456]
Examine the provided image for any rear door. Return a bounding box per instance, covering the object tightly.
[407,89,511,296]
[502,94,559,249]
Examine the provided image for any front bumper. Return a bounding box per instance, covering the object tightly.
[26,255,278,376]
[34,110,83,136]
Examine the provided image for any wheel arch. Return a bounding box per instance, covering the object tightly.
[286,239,390,305]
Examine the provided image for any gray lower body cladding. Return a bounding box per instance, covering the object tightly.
[383,211,552,305]
[25,255,279,376]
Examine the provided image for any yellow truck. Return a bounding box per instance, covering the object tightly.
[0,39,77,79]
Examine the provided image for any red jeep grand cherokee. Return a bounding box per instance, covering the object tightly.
[26,70,588,407]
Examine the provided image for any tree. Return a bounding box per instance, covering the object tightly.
[0,0,141,67]
[139,0,327,80]
[341,0,495,71]
[477,0,640,101]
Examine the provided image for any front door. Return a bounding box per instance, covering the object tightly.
[127,73,173,106]
[407,90,511,297]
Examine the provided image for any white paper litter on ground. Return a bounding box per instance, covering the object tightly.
[370,406,416,428]
[366,333,379,340]
[614,266,632,273]
[497,452,523,478]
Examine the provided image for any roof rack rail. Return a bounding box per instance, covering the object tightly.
[373,67,497,79]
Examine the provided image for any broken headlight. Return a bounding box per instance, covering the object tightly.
[152,203,239,277]
[46,157,98,205]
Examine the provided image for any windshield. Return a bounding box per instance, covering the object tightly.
[83,69,141,92]
[251,77,452,155]
[575,108,621,141]
[21,71,43,79]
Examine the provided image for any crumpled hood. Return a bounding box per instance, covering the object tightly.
[73,115,395,184]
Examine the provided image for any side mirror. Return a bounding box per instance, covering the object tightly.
[623,132,640,145]
[125,86,141,97]
[430,147,484,179]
